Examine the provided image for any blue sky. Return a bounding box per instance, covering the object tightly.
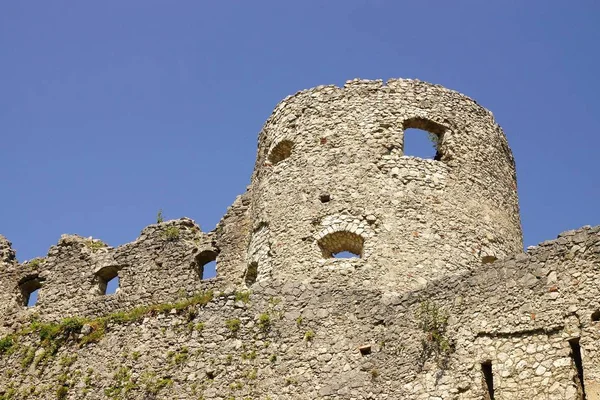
[1,1,598,262]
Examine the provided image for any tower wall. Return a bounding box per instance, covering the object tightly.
[247,79,523,290]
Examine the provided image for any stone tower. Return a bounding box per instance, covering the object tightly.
[246,79,523,290]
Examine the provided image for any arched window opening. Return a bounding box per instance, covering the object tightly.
[19,276,44,307]
[96,266,120,295]
[194,250,218,280]
[402,118,447,160]
[244,262,258,286]
[268,140,293,165]
[318,231,364,259]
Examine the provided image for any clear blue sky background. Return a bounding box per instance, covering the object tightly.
[1,1,599,262]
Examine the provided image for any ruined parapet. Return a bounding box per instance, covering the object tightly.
[0,219,224,326]
[246,78,523,290]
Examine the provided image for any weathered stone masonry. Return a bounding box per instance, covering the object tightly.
[0,78,597,399]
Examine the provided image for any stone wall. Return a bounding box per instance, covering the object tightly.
[404,224,600,399]
[0,225,597,399]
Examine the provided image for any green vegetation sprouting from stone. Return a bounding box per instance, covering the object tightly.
[140,372,173,395]
[56,385,69,400]
[0,290,214,358]
[27,258,44,268]
[168,346,189,365]
[226,318,241,334]
[258,313,271,333]
[20,347,35,369]
[78,366,173,399]
[370,369,380,381]
[104,366,136,398]
[59,354,77,367]
[156,209,164,223]
[415,300,452,370]
[245,368,257,380]
[241,350,256,360]
[304,330,315,341]
[234,290,251,304]
[163,226,180,241]
[0,388,16,400]
[0,335,15,355]
[84,239,106,252]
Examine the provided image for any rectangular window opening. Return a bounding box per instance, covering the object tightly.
[481,361,494,400]
[569,338,587,399]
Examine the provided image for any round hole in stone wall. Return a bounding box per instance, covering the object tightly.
[591,310,600,321]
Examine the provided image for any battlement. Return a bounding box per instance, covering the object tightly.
[0,219,216,327]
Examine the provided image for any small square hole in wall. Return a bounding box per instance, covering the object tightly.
[591,310,600,321]
[359,345,371,356]
[402,117,446,160]
[319,194,331,203]
[403,128,440,159]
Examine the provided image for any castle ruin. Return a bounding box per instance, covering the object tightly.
[0,78,598,399]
